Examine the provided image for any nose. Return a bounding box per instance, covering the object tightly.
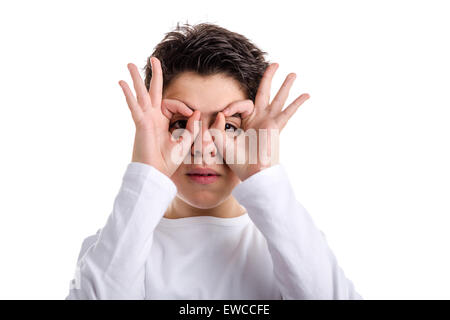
[190,119,218,161]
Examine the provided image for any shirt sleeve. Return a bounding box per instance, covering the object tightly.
[65,162,177,299]
[231,164,363,300]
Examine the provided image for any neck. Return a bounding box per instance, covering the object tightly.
[164,195,246,219]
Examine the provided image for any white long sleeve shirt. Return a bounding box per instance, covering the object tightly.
[66,162,362,300]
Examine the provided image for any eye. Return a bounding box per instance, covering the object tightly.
[169,119,187,130]
[170,119,238,132]
[225,123,238,131]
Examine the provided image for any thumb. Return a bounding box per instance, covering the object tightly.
[182,110,201,150]
[167,110,201,166]
[209,112,232,163]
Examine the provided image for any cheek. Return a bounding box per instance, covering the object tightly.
[169,166,185,187]
[223,168,241,189]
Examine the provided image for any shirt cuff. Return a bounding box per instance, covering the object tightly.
[123,162,178,197]
[232,164,287,203]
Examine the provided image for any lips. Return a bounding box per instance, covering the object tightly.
[186,167,220,185]
[186,168,220,176]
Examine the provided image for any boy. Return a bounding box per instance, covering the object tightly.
[66,22,362,299]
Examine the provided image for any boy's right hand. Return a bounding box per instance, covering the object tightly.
[118,57,200,178]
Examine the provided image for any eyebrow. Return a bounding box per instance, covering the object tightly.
[181,102,241,119]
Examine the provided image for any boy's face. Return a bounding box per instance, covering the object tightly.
[162,71,247,209]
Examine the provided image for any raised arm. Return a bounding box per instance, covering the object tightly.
[211,61,361,299]
[66,162,177,299]
[66,57,200,299]
[231,164,363,299]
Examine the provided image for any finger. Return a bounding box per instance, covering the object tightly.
[275,93,310,130]
[210,112,226,159]
[161,98,194,120]
[118,80,143,123]
[222,99,254,119]
[178,110,202,157]
[254,62,279,110]
[166,110,201,165]
[270,72,296,114]
[210,112,234,162]
[127,63,151,112]
[149,57,163,109]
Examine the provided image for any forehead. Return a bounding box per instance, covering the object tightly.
[162,71,247,113]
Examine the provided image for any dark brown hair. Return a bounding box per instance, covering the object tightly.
[143,22,270,102]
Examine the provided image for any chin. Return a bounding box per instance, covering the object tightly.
[178,191,227,209]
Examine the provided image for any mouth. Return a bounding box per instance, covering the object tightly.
[186,168,221,185]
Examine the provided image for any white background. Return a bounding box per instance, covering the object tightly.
[0,0,449,299]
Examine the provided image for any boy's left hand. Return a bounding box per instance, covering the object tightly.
[210,62,310,181]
